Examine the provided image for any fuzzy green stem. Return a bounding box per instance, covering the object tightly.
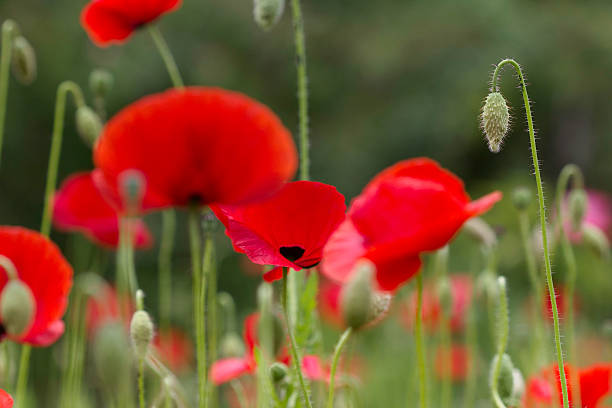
[290,0,310,181]
[138,359,146,408]
[14,346,30,408]
[281,268,313,408]
[433,248,451,408]
[148,26,184,89]
[414,272,427,408]
[0,20,18,169]
[158,210,176,330]
[203,219,217,408]
[327,327,352,408]
[491,58,569,408]
[490,277,509,408]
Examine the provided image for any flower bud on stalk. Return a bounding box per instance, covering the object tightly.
[568,189,587,232]
[582,224,610,260]
[130,310,154,360]
[489,353,515,406]
[75,106,103,147]
[0,280,35,337]
[89,69,114,99]
[11,36,36,85]
[254,0,285,30]
[512,187,532,211]
[463,217,497,249]
[481,92,510,153]
[270,362,289,383]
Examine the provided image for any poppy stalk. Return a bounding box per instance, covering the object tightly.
[414,272,428,408]
[326,327,352,408]
[433,248,452,408]
[490,276,509,408]
[0,20,17,169]
[488,58,569,408]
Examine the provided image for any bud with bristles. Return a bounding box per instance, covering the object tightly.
[489,353,515,406]
[130,310,154,359]
[89,69,114,99]
[512,187,532,211]
[0,280,35,337]
[568,189,587,232]
[11,36,36,85]
[254,0,285,30]
[270,362,289,383]
[75,106,103,147]
[582,224,610,260]
[341,261,374,330]
[511,368,526,404]
[481,92,510,153]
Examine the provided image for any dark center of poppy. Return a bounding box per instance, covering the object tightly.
[0,324,5,338]
[279,246,305,262]
[188,194,204,206]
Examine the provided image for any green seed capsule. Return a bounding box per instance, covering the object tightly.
[481,92,510,153]
[512,187,532,211]
[75,106,103,147]
[0,280,35,337]
[11,36,37,85]
[254,0,285,30]
[130,310,154,359]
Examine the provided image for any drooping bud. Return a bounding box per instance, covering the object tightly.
[130,310,154,359]
[463,217,497,249]
[118,169,146,214]
[582,224,610,260]
[11,36,37,85]
[489,353,515,406]
[220,333,245,358]
[89,69,114,99]
[75,106,103,147]
[341,260,374,330]
[0,280,35,337]
[481,92,510,153]
[270,362,289,383]
[512,187,532,211]
[568,189,587,232]
[510,367,525,405]
[475,270,498,300]
[254,0,285,30]
[93,322,132,392]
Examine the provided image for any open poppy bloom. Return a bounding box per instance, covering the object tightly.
[81,0,182,46]
[54,172,153,249]
[0,227,73,346]
[434,345,471,381]
[0,390,13,408]
[94,88,297,212]
[322,158,502,292]
[153,328,193,374]
[212,181,346,282]
[525,363,612,408]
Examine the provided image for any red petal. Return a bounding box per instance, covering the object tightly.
[302,355,329,382]
[243,313,259,354]
[321,219,368,284]
[210,358,253,385]
[153,328,194,374]
[263,267,284,282]
[580,364,612,408]
[465,191,503,217]
[365,250,422,292]
[0,390,13,408]
[94,88,297,211]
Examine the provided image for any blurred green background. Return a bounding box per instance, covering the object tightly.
[1,0,612,406]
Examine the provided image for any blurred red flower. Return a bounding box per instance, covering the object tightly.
[81,0,182,46]
[0,390,13,408]
[212,181,346,282]
[434,344,470,381]
[153,328,193,373]
[525,363,612,408]
[0,227,73,346]
[94,88,297,212]
[322,158,501,291]
[54,172,153,249]
[563,189,612,243]
[318,278,344,328]
[85,283,133,337]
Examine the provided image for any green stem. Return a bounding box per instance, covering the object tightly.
[281,268,313,408]
[139,359,145,408]
[414,272,427,408]
[492,58,569,408]
[327,327,352,408]
[203,221,216,408]
[158,210,176,330]
[490,277,509,408]
[14,346,30,408]
[0,20,18,169]
[230,381,249,408]
[148,26,184,89]
[289,0,310,181]
[433,248,451,408]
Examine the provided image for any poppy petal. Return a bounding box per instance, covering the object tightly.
[263,267,284,283]
[579,364,612,408]
[210,358,253,385]
[321,218,368,284]
[302,355,328,382]
[0,390,13,408]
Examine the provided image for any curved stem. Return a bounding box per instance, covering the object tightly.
[0,20,18,169]
[327,327,352,408]
[490,277,509,408]
[158,210,176,330]
[290,0,310,181]
[414,272,427,408]
[148,26,184,89]
[492,58,569,408]
[281,268,313,408]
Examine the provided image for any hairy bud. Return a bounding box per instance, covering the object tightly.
[481,92,510,153]
[341,261,374,330]
[75,106,103,147]
[11,36,36,85]
[568,189,587,232]
[463,217,497,249]
[270,362,289,383]
[489,353,515,406]
[89,69,114,99]
[130,310,154,359]
[582,224,610,260]
[511,368,526,404]
[0,280,35,337]
[254,0,285,30]
[512,187,532,211]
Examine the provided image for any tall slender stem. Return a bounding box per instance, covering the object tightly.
[148,26,184,89]
[490,277,509,408]
[414,272,427,408]
[492,58,569,408]
[289,0,310,181]
[138,359,145,408]
[327,327,352,408]
[0,20,17,168]
[281,268,313,408]
[203,222,216,408]
[158,210,176,330]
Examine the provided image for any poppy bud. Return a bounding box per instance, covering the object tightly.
[582,224,610,260]
[254,0,285,30]
[463,218,497,249]
[481,92,510,153]
[511,367,525,404]
[220,333,245,358]
[75,106,103,147]
[568,189,587,231]
[512,187,532,211]
[118,169,146,213]
[475,271,498,300]
[0,280,35,337]
[11,36,36,85]
[436,278,453,318]
[341,261,374,330]
[93,323,132,392]
[89,69,114,99]
[270,362,289,383]
[489,353,515,406]
[130,310,154,359]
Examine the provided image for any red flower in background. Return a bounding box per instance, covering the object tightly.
[153,328,193,373]
[54,172,153,249]
[81,0,182,46]
[0,227,73,346]
[322,158,501,291]
[525,363,612,408]
[562,189,612,243]
[94,88,297,212]
[434,345,471,381]
[85,284,133,336]
[212,181,346,282]
[318,278,344,328]
[0,390,13,408]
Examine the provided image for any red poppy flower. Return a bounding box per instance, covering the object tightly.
[0,227,73,346]
[0,390,12,408]
[153,328,193,373]
[322,158,501,292]
[318,278,343,328]
[54,172,153,249]
[211,181,346,281]
[85,283,133,337]
[94,88,297,212]
[434,345,470,381]
[525,363,612,408]
[81,0,182,46]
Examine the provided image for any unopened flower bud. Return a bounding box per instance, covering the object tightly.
[220,333,245,358]
[568,189,587,232]
[89,69,114,99]
[11,36,36,85]
[93,323,132,392]
[489,353,515,405]
[1,280,35,337]
[270,362,289,383]
[75,106,103,147]
[130,310,154,359]
[512,187,532,211]
[463,218,497,249]
[582,224,610,260]
[481,92,510,153]
[436,278,453,318]
[511,368,525,404]
[368,292,392,325]
[341,261,374,330]
[475,271,498,300]
[254,0,285,30]
[119,170,146,213]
